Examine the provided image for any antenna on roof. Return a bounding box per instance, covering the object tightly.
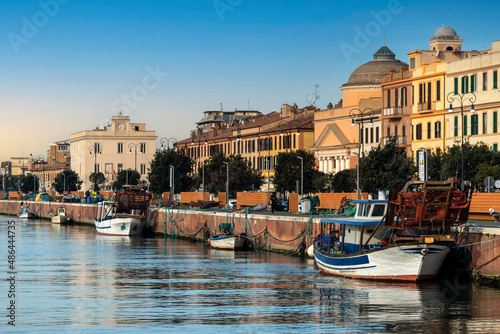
[314,82,320,107]
[383,34,386,46]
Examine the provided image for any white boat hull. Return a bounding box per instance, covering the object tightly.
[18,212,35,219]
[209,235,245,250]
[314,243,450,282]
[95,217,145,236]
[51,215,68,224]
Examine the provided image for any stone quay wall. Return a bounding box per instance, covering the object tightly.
[2,200,500,280]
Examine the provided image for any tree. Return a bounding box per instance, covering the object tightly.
[193,152,263,196]
[19,174,39,194]
[475,162,500,191]
[52,170,83,194]
[111,169,140,190]
[149,148,193,195]
[274,149,323,194]
[331,169,356,193]
[359,137,416,195]
[427,150,443,181]
[89,172,106,191]
[440,141,498,183]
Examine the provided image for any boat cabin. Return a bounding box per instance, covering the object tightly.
[318,200,390,254]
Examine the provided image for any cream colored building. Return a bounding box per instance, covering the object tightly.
[312,45,407,174]
[446,40,500,153]
[69,115,157,190]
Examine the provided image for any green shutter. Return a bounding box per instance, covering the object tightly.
[494,71,498,89]
[475,115,479,135]
[471,75,475,92]
[454,116,458,137]
[454,78,458,94]
[494,112,498,133]
[464,115,468,136]
[494,144,498,153]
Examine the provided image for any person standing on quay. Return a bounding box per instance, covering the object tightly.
[269,192,277,214]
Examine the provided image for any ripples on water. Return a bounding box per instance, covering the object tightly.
[1,215,500,333]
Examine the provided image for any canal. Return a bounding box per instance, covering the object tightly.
[1,215,500,333]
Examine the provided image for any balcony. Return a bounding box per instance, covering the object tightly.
[383,107,404,117]
[417,101,436,112]
[383,136,407,146]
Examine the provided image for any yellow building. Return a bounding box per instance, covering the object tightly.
[176,104,315,183]
[10,157,29,176]
[313,45,407,173]
[408,26,476,157]
[446,40,500,153]
[69,115,157,190]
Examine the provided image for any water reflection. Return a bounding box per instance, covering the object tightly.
[1,215,500,333]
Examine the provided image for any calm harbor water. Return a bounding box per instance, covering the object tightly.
[2,214,500,333]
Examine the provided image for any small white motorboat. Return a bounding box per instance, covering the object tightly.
[51,207,69,224]
[18,207,35,219]
[208,222,245,250]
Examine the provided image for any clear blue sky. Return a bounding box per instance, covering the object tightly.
[1,0,498,162]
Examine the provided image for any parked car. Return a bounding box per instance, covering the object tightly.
[228,199,237,209]
[278,200,288,211]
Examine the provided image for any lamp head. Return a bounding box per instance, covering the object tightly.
[470,104,475,113]
[448,104,454,113]
[351,119,355,126]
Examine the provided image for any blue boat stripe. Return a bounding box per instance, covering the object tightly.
[314,251,370,266]
[96,226,112,229]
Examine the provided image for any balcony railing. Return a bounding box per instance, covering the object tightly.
[417,101,436,112]
[383,107,404,116]
[383,136,407,146]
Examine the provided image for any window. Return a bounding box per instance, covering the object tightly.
[394,125,398,137]
[140,164,146,175]
[402,125,406,138]
[435,121,441,138]
[461,76,469,94]
[427,122,431,139]
[419,83,423,103]
[454,77,459,94]
[494,144,498,153]
[471,74,477,92]
[57,145,69,151]
[483,72,488,91]
[483,113,487,134]
[402,87,407,106]
[471,114,479,135]
[416,124,422,140]
[410,58,415,69]
[118,143,123,154]
[436,80,441,101]
[365,128,369,144]
[395,88,399,108]
[370,127,374,143]
[427,82,431,101]
[387,127,390,137]
[376,127,379,142]
[494,112,498,133]
[412,85,415,105]
[454,116,458,137]
[494,70,498,89]
[387,89,391,108]
[140,143,146,154]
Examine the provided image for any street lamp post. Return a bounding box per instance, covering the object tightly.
[89,143,102,191]
[201,163,205,201]
[224,161,229,207]
[191,132,208,174]
[349,108,375,158]
[169,165,175,202]
[128,143,141,171]
[447,92,476,183]
[279,119,302,151]
[297,156,304,200]
[353,152,360,200]
[160,137,177,151]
